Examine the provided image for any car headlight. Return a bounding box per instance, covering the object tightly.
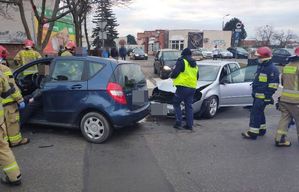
[145,54,148,56]
[163,66,171,70]
[135,54,139,56]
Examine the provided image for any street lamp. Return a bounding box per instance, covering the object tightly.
[222,14,230,30]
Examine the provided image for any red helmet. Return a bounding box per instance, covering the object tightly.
[65,41,76,50]
[24,39,34,49]
[295,47,299,56]
[0,45,8,59]
[255,46,272,58]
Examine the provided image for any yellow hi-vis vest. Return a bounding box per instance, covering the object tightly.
[173,59,198,89]
[281,60,299,104]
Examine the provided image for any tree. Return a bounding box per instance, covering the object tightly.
[127,34,137,45]
[255,25,274,47]
[272,30,297,48]
[92,0,119,48]
[0,0,33,40]
[223,17,247,40]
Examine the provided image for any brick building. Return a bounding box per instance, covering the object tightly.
[137,30,169,55]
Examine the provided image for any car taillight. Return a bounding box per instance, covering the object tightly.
[107,82,127,105]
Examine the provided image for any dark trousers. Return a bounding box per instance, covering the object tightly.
[173,86,195,128]
[249,98,266,129]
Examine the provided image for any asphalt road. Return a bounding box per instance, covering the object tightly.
[1,56,298,192]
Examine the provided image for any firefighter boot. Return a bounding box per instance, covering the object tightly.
[241,131,258,140]
[275,135,291,147]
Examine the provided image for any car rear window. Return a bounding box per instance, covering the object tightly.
[112,64,146,90]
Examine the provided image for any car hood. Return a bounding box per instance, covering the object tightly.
[156,79,212,93]
[164,60,177,67]
[202,51,212,54]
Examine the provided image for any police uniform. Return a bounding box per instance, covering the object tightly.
[243,59,279,139]
[0,71,21,185]
[274,57,299,146]
[0,64,27,146]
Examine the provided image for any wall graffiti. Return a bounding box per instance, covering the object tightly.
[212,40,226,47]
[0,30,26,44]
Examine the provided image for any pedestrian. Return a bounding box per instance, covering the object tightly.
[102,47,110,58]
[0,47,29,147]
[274,47,299,147]
[14,39,42,67]
[212,45,219,60]
[0,70,22,186]
[119,45,127,60]
[110,47,119,59]
[170,48,198,131]
[242,47,280,140]
[60,41,76,56]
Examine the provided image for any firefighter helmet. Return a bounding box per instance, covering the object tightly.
[255,47,272,58]
[65,41,76,50]
[24,39,34,49]
[0,45,8,59]
[295,47,299,56]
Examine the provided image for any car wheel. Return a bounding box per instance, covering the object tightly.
[80,112,112,143]
[203,96,218,118]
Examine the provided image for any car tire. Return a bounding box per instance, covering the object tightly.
[80,112,112,143]
[202,96,218,118]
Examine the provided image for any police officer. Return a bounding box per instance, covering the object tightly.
[274,47,299,147]
[60,41,76,56]
[0,71,22,186]
[242,47,279,139]
[171,48,198,131]
[14,39,42,67]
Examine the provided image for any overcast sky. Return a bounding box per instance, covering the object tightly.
[112,0,299,39]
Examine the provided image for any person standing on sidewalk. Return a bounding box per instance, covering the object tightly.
[171,48,198,131]
[274,47,299,147]
[242,47,279,140]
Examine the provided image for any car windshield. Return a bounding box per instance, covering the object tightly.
[236,47,248,54]
[198,65,220,81]
[134,49,144,54]
[192,50,201,55]
[163,51,181,60]
[201,48,209,52]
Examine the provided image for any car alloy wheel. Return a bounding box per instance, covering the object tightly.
[80,112,112,143]
[203,96,218,118]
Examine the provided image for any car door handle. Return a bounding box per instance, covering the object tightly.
[71,84,82,89]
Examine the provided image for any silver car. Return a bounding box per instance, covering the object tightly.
[150,60,257,118]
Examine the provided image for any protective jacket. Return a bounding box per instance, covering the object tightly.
[14,49,41,66]
[252,60,279,100]
[280,57,299,103]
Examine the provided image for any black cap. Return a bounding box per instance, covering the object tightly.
[181,48,192,56]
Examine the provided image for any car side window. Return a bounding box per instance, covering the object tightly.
[220,65,229,80]
[88,61,104,78]
[52,60,85,81]
[228,63,239,73]
[223,65,257,83]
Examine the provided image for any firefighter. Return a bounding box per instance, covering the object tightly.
[60,41,76,56]
[0,45,9,66]
[0,71,22,186]
[274,47,299,147]
[242,47,280,140]
[14,39,42,67]
[0,49,29,147]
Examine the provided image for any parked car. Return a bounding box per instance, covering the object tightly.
[272,48,295,66]
[150,60,257,118]
[227,47,249,59]
[191,49,204,61]
[217,49,233,59]
[13,56,150,143]
[153,49,181,79]
[130,48,148,60]
[198,48,213,59]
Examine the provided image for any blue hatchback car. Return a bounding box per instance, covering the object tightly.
[13,56,150,143]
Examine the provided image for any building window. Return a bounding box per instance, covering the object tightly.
[170,40,184,50]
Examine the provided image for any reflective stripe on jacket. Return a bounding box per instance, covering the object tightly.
[173,59,198,89]
[281,60,299,103]
[252,60,280,100]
